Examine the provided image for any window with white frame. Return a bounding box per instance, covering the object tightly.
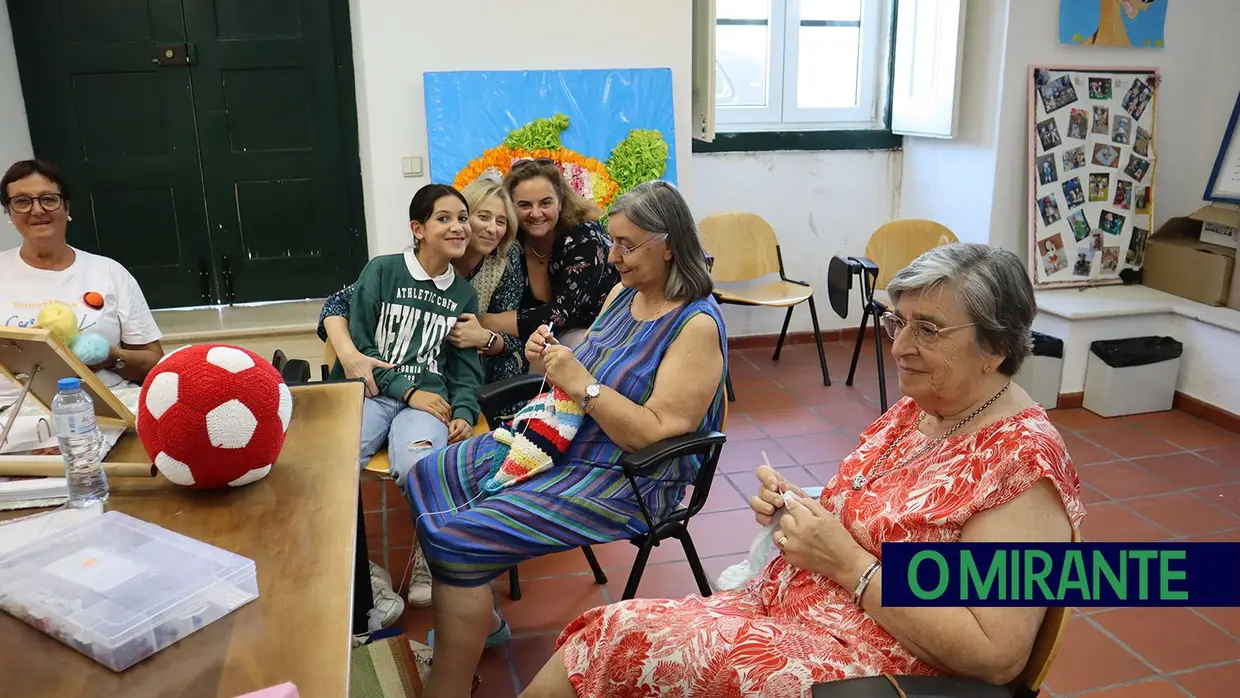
[713,0,890,132]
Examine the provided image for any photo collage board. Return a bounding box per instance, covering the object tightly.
[1028,66,1159,289]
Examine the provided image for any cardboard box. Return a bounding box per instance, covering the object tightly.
[1144,205,1240,308]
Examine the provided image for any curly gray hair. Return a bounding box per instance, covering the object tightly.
[886,243,1036,376]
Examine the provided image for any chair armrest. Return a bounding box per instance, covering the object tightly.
[621,431,726,475]
[476,374,546,422]
[843,256,879,273]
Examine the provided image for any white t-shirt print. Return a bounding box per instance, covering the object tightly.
[0,247,163,407]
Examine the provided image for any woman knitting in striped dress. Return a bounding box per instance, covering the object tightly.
[404,181,727,698]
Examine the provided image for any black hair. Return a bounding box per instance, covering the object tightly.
[408,183,468,223]
[0,160,71,208]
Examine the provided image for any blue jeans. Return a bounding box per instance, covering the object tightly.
[360,396,449,486]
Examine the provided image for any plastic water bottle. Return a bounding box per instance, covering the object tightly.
[51,377,109,507]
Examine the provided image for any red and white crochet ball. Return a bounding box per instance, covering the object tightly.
[137,344,292,489]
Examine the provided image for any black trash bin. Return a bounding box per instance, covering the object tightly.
[1014,331,1065,408]
[1083,336,1184,417]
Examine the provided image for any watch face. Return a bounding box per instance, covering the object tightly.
[586,384,601,398]
[114,358,126,370]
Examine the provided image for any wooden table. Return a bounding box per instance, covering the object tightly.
[0,381,366,698]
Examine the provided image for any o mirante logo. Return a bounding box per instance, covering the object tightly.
[881,543,1240,607]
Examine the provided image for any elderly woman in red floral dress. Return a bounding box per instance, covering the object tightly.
[520,243,1086,698]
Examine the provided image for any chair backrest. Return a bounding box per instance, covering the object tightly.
[1013,527,1081,695]
[698,212,783,283]
[864,219,958,291]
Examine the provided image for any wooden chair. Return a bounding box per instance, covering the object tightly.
[699,212,831,402]
[826,220,957,413]
[1009,528,1081,697]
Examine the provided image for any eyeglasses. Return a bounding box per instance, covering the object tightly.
[612,235,660,256]
[7,194,64,214]
[880,312,974,346]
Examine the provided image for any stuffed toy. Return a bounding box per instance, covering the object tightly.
[478,386,585,495]
[137,344,293,489]
[35,301,111,366]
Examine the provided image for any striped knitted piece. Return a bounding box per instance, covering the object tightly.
[479,386,585,495]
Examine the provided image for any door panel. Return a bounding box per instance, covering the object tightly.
[7,0,216,309]
[185,0,360,304]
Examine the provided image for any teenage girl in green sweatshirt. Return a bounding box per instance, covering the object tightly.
[332,183,485,484]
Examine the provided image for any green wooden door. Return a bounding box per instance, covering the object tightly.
[183,0,364,303]
[7,0,365,309]
[7,0,217,309]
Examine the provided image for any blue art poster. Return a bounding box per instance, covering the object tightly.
[423,68,677,212]
[1059,0,1168,48]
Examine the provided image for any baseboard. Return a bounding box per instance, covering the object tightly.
[727,327,861,350]
[1173,393,1240,434]
[1057,392,1084,410]
[1056,391,1239,433]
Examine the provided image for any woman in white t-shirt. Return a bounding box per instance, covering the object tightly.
[0,160,164,408]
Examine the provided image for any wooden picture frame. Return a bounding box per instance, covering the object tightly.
[0,326,136,430]
[1204,89,1240,204]
[1027,65,1159,290]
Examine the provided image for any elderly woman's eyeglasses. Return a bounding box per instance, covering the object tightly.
[612,235,659,256]
[7,194,64,214]
[880,312,974,346]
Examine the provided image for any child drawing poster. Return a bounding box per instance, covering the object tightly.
[1059,0,1168,48]
[423,68,677,217]
[1028,66,1159,289]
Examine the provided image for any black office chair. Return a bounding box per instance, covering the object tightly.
[479,374,728,601]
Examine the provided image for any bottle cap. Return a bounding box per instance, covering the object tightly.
[57,377,81,391]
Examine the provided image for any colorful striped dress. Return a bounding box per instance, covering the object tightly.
[402,288,728,587]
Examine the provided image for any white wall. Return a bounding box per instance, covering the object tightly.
[987,0,1240,255]
[692,149,900,335]
[897,0,1009,244]
[0,5,32,249]
[347,0,694,259]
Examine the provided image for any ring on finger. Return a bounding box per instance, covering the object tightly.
[777,536,789,548]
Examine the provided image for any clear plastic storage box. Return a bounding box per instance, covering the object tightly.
[0,510,258,671]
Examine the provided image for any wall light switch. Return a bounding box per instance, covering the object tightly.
[401,156,423,177]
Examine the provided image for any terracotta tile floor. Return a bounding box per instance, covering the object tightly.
[360,341,1240,697]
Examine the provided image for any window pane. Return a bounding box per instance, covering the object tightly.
[797,26,860,108]
[717,0,769,20]
[801,0,862,23]
[715,25,770,107]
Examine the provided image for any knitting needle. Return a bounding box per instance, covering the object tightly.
[761,449,782,499]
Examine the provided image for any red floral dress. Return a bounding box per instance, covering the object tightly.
[556,397,1087,697]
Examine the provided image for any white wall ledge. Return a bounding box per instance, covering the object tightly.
[1036,285,1240,335]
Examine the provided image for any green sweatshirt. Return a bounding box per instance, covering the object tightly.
[333,249,484,425]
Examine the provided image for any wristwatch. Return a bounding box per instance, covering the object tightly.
[581,383,602,413]
[112,356,126,371]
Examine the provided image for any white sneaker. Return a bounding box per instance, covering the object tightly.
[407,545,433,608]
[369,561,405,629]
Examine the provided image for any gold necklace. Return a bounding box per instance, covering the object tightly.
[850,382,1012,491]
[637,296,671,321]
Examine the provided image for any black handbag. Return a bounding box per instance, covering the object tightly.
[811,674,1012,698]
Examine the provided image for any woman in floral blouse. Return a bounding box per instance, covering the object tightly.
[318,177,526,397]
[488,158,619,348]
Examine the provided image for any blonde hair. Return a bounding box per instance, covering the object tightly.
[460,175,519,311]
[504,159,602,231]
